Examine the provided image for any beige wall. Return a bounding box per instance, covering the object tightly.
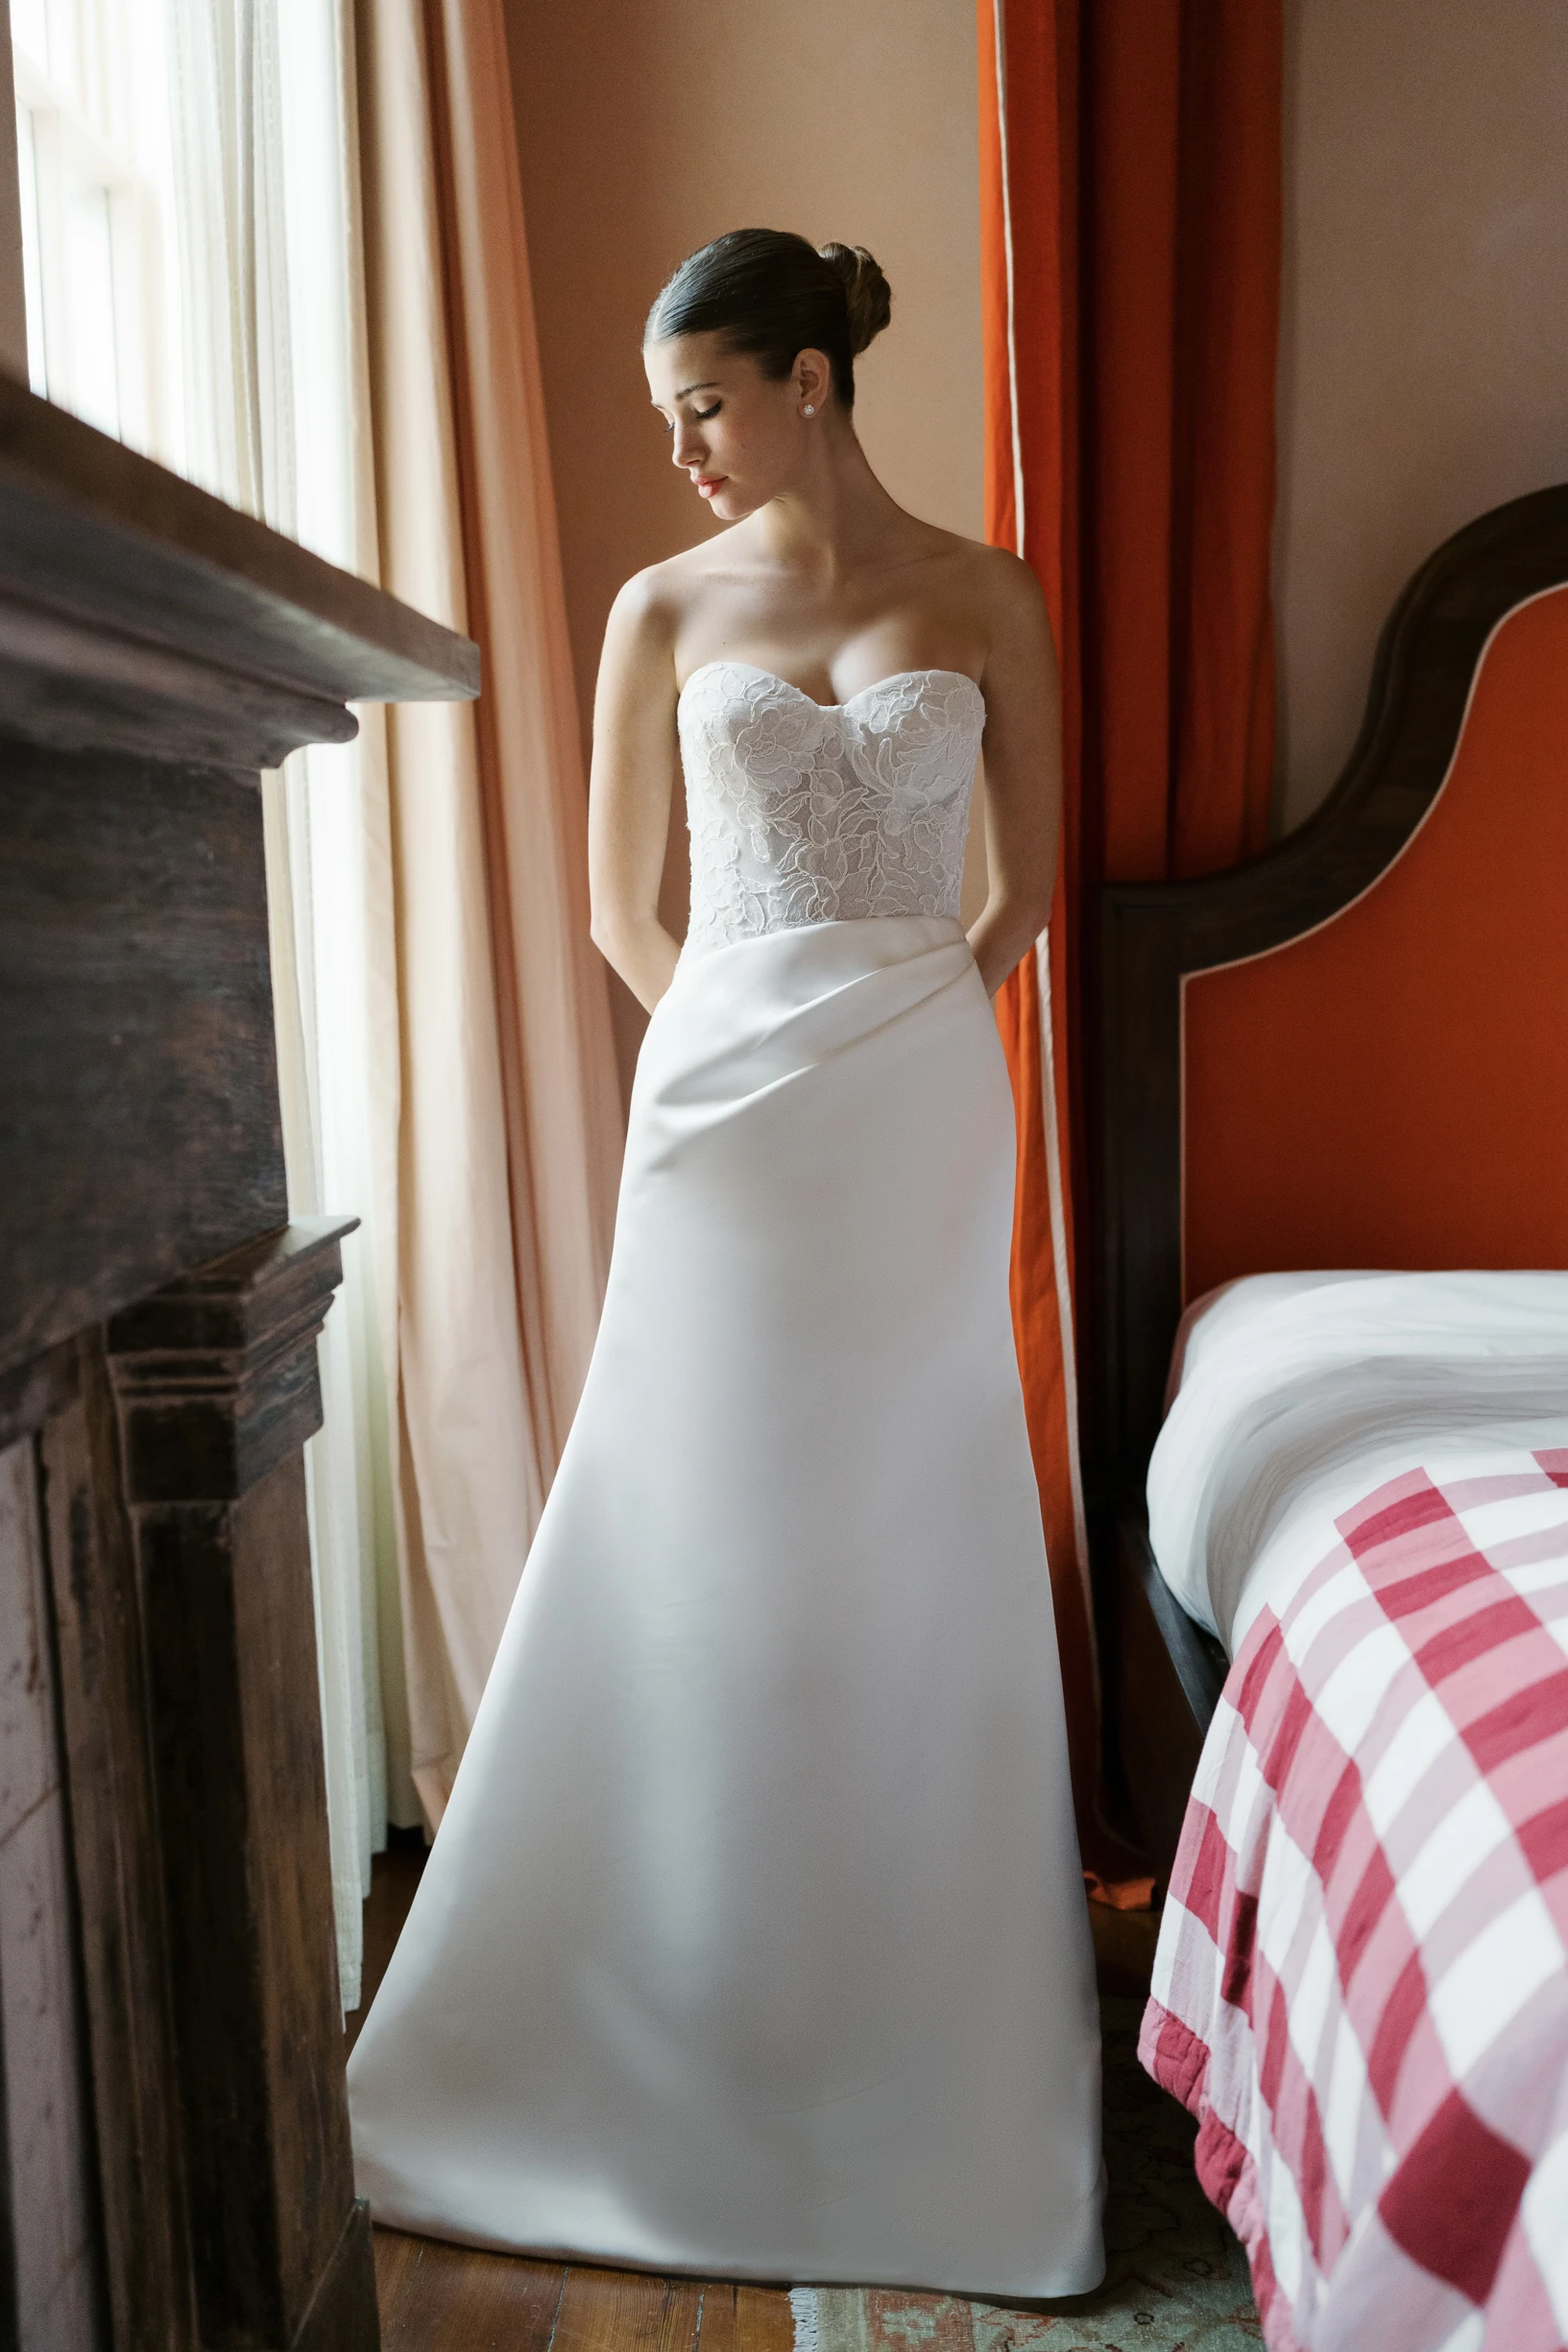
[504,0,983,1094]
[1275,0,1568,832]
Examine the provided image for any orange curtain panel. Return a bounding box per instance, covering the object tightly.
[977,0,1283,1835]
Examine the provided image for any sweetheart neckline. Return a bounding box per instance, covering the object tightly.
[678,660,984,715]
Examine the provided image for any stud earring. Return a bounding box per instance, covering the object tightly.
[803,404,815,417]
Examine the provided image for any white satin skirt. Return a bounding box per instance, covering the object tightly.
[347,913,1104,2296]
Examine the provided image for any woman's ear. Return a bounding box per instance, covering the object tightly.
[795,348,833,415]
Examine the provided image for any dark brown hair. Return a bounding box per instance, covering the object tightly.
[644,229,891,408]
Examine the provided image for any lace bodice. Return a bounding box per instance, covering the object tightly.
[678,662,985,953]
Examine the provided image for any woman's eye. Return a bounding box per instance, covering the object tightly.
[659,403,720,434]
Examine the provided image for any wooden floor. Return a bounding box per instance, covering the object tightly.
[350,1834,1161,2348]
[344,1829,428,2057]
[374,2235,794,2352]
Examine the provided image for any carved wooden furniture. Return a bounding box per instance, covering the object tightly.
[1086,485,1568,1863]
[0,376,476,2349]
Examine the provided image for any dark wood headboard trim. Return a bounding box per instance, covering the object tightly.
[1089,483,1568,1502]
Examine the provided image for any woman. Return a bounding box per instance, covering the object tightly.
[348,229,1104,2298]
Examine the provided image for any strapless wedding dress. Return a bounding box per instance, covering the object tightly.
[347,662,1104,2296]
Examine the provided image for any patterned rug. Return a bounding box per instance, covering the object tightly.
[788,1998,1260,2352]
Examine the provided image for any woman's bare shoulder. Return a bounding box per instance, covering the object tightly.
[895,519,1041,613]
[897,528,1050,674]
[938,531,1044,613]
[605,540,731,655]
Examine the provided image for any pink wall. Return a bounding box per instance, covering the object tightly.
[1275,0,1568,830]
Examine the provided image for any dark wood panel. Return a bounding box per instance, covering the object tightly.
[108,1223,365,2349]
[0,1432,106,2349]
[0,1342,76,1457]
[0,747,285,1378]
[293,2204,379,2352]
[0,1997,13,2352]
[39,1347,193,2352]
[107,1220,358,1501]
[234,1453,356,2327]
[136,1482,293,2340]
[1116,1507,1225,1866]
[0,1972,14,2352]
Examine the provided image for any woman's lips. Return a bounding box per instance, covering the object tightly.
[695,475,725,497]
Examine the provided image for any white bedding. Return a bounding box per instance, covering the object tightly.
[1146,1270,1568,1651]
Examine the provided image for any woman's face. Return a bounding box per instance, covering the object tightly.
[644,331,829,523]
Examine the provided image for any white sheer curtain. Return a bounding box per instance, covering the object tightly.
[166,0,409,2010]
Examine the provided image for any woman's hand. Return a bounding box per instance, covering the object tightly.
[965,552,1063,995]
[588,574,685,1011]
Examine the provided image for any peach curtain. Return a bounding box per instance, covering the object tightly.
[350,0,622,1825]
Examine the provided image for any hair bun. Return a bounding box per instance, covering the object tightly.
[818,242,891,357]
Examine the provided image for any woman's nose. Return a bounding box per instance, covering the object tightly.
[671,421,704,469]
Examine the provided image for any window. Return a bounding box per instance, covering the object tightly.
[11,0,183,465]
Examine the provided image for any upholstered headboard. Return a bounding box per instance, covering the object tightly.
[1091,485,1568,1502]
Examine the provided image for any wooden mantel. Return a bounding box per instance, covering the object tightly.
[0,374,476,2351]
[0,370,473,768]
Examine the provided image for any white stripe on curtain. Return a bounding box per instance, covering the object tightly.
[991,0,1095,1674]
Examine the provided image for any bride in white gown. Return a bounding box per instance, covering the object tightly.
[348,229,1104,2298]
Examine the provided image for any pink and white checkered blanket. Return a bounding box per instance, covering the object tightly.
[1141,1449,1568,2351]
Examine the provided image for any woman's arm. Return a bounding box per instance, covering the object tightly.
[588,573,685,1011]
[968,553,1063,997]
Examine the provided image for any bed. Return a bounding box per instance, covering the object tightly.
[1086,487,1568,2349]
